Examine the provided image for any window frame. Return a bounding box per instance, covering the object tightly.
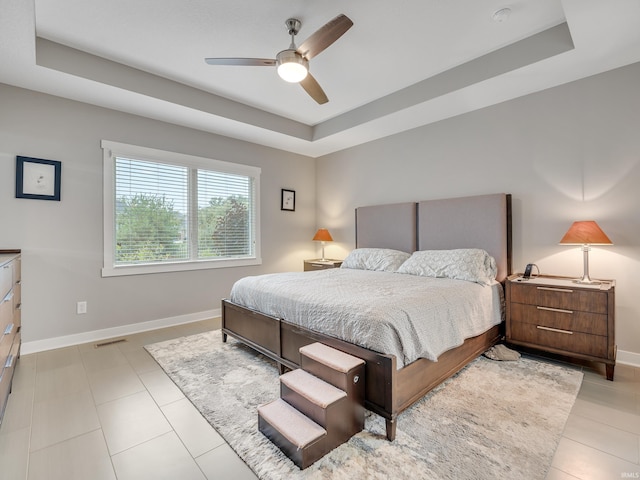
[102,140,261,277]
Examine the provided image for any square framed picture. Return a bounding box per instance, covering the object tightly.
[16,156,62,201]
[281,188,295,211]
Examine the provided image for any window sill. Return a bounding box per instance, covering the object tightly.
[101,257,262,277]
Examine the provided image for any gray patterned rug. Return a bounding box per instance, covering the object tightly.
[145,331,583,480]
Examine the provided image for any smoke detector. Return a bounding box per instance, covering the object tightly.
[492,7,512,23]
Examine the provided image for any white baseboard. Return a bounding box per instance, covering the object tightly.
[21,308,220,355]
[616,349,640,368]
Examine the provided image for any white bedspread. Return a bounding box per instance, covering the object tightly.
[229,269,504,368]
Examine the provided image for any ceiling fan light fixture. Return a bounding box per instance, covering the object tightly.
[276,50,308,83]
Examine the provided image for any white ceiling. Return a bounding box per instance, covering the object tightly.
[1,0,640,157]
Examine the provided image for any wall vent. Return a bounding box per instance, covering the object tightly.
[95,338,127,348]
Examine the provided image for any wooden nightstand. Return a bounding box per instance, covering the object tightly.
[303,259,343,271]
[505,274,616,380]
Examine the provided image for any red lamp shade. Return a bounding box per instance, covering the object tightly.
[559,221,613,245]
[312,228,333,242]
[559,220,612,284]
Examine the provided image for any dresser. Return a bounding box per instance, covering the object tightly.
[0,250,21,424]
[303,259,343,271]
[505,274,615,380]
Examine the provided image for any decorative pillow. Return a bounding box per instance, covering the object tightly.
[397,248,497,285]
[340,248,411,273]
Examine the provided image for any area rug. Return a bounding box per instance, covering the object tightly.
[145,331,583,480]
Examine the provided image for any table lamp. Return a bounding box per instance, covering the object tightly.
[312,228,333,261]
[559,220,612,284]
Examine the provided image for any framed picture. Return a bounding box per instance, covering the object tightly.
[15,156,62,201]
[281,188,295,211]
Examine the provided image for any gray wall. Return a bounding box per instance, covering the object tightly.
[0,84,316,345]
[317,62,640,358]
[2,61,639,359]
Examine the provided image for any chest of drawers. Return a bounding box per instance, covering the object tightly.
[303,259,343,271]
[0,250,21,425]
[505,274,615,380]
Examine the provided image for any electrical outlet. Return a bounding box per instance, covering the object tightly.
[77,301,87,314]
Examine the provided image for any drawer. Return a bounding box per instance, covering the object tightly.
[0,332,20,422]
[0,292,12,331]
[510,303,608,336]
[13,302,21,329]
[304,261,342,271]
[510,321,607,358]
[0,365,11,421]
[510,283,608,314]
[0,324,14,362]
[0,263,12,301]
[13,257,21,284]
[13,280,21,311]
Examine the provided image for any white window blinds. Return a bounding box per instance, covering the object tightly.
[115,157,189,264]
[102,140,261,276]
[197,170,254,259]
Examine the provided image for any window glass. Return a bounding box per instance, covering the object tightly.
[102,141,261,276]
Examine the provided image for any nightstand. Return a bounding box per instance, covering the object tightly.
[303,259,343,271]
[505,274,616,380]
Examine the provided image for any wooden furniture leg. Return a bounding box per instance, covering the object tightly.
[606,363,615,381]
[385,418,396,441]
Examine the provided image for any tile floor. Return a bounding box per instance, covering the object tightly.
[0,319,638,479]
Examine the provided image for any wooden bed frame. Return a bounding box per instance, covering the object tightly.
[222,193,512,441]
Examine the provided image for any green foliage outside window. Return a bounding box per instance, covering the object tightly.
[115,193,249,263]
[116,194,186,263]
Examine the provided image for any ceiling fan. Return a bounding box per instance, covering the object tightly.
[204,14,353,105]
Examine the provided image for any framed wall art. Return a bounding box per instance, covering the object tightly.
[15,156,62,201]
[281,188,295,211]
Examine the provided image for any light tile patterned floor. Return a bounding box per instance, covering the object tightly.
[0,318,638,479]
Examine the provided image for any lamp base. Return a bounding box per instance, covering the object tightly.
[572,246,602,285]
[572,278,602,285]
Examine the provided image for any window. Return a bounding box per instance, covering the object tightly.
[102,140,261,276]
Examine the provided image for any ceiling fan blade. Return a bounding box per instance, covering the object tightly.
[204,58,276,66]
[300,73,328,104]
[297,14,353,60]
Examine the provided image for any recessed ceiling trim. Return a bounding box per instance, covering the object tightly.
[35,37,313,142]
[35,22,573,151]
[314,22,574,141]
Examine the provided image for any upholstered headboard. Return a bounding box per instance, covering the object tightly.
[417,194,512,282]
[355,193,512,282]
[355,202,417,253]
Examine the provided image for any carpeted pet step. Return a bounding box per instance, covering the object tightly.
[258,398,328,469]
[300,343,365,392]
[281,369,346,408]
[280,369,347,430]
[300,342,365,399]
[299,343,366,437]
[300,342,365,376]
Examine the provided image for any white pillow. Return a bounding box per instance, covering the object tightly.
[340,248,411,273]
[397,249,497,285]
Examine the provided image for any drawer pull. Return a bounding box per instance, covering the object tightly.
[3,323,13,335]
[5,354,13,369]
[537,306,573,315]
[537,286,573,293]
[2,292,13,304]
[537,325,573,335]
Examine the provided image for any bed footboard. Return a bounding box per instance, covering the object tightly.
[222,300,397,425]
[221,299,500,441]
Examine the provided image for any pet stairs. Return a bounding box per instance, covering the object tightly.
[258,342,365,469]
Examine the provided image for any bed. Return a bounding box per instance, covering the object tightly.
[222,193,512,441]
